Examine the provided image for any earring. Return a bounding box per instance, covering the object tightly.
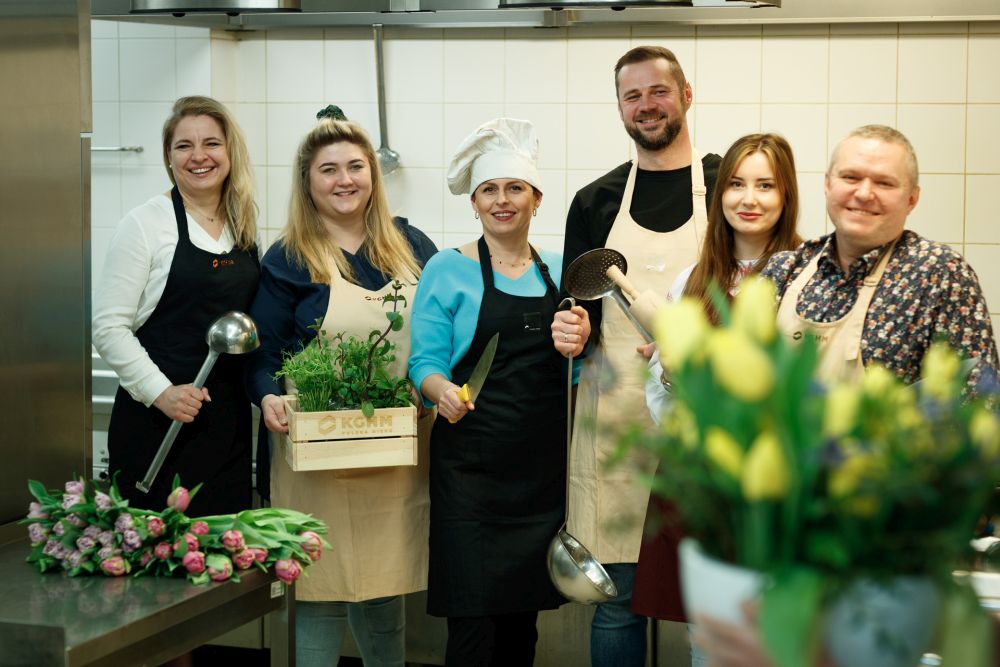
[474,212,479,220]
[533,208,538,217]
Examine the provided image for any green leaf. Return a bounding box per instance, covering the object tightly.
[760,567,824,667]
[362,401,375,418]
[27,480,52,504]
[390,317,403,332]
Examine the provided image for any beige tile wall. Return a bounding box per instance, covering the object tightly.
[91,19,1000,322]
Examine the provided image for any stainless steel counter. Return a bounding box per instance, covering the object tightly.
[0,539,293,667]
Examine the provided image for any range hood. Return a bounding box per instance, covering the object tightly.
[91,0,1000,29]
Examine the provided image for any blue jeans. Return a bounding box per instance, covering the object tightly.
[590,563,647,667]
[296,596,405,667]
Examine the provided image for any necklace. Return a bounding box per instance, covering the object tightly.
[182,198,221,225]
[490,253,533,268]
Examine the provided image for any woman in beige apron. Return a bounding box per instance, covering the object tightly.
[775,239,898,384]
[246,116,438,667]
[569,146,707,665]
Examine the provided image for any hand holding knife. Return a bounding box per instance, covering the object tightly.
[448,332,499,423]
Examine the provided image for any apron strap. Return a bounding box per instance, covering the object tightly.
[690,148,708,246]
[476,236,495,290]
[169,186,191,243]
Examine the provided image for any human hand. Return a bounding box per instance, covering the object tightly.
[637,341,657,359]
[552,305,590,358]
[261,394,289,433]
[439,383,474,424]
[153,384,211,423]
[693,608,776,667]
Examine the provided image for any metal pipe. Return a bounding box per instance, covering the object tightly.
[91,145,144,152]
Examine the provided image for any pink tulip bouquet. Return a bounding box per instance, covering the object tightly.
[21,475,329,586]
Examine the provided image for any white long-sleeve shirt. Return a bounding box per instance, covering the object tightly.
[92,193,238,406]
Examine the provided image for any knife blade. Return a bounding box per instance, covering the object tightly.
[455,332,499,404]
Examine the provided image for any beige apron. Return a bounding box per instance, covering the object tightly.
[568,151,708,564]
[271,266,432,603]
[775,241,897,384]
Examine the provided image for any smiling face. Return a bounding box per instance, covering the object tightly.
[471,178,542,239]
[308,141,373,225]
[616,58,691,152]
[825,136,920,256]
[168,114,230,198]
[722,151,784,246]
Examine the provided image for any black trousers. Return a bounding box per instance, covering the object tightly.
[446,611,540,666]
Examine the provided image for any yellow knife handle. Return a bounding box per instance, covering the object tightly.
[447,385,473,424]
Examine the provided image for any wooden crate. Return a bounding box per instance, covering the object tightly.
[280,395,418,471]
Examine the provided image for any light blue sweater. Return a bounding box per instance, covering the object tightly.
[408,247,568,405]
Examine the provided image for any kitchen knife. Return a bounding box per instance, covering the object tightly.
[455,332,499,404]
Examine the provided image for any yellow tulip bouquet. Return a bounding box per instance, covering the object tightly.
[622,276,1000,667]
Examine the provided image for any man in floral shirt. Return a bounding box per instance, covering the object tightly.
[762,124,998,389]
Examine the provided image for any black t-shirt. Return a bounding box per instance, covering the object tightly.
[561,154,722,343]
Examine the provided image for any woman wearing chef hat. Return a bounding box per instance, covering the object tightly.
[409,118,591,665]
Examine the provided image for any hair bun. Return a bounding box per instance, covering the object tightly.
[316,105,348,122]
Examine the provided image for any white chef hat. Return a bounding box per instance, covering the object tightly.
[446,118,542,195]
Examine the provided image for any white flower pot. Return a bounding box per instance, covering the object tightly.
[823,577,940,667]
[678,538,766,624]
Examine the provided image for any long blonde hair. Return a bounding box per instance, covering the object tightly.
[284,119,421,285]
[161,96,257,250]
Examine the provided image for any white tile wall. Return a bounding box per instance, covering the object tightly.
[966,175,1000,244]
[829,36,898,104]
[897,35,968,103]
[968,35,1000,103]
[90,20,1000,322]
[761,37,829,103]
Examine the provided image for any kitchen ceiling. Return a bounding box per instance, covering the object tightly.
[92,0,1000,29]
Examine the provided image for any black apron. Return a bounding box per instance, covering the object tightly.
[427,237,566,617]
[108,187,259,516]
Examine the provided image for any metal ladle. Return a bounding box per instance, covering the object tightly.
[372,24,400,175]
[546,297,619,604]
[563,248,653,343]
[136,311,260,494]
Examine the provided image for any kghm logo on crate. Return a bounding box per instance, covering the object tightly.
[317,414,396,436]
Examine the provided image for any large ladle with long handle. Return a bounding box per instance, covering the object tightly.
[136,311,260,494]
[563,248,653,343]
[546,297,619,604]
[372,24,400,175]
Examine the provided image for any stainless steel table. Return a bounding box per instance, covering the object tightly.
[0,539,294,667]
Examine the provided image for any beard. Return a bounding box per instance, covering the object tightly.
[625,115,683,152]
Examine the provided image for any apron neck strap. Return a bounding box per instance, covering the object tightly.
[169,186,191,242]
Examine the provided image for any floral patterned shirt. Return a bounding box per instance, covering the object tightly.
[761,230,998,388]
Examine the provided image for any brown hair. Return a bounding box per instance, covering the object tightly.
[161,96,257,251]
[614,45,688,97]
[684,133,802,320]
[282,119,421,285]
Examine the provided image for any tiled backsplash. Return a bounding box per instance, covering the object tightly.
[91,19,1000,332]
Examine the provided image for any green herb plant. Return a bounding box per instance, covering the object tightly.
[276,280,415,417]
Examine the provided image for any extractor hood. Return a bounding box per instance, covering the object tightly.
[91,0,1000,29]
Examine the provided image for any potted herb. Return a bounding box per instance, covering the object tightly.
[275,280,419,471]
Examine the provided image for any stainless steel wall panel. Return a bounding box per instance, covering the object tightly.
[0,0,90,530]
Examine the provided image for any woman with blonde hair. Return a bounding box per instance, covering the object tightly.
[246,114,437,667]
[94,95,259,515]
[634,133,803,665]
